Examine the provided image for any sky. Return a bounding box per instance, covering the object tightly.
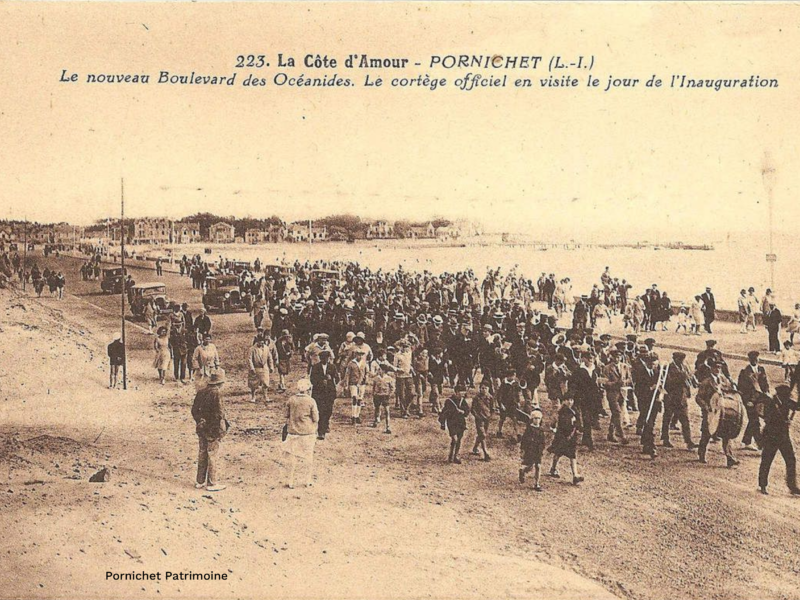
[0,2,798,243]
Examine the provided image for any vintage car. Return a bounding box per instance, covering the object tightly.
[129,282,172,318]
[223,260,252,274]
[100,267,126,294]
[263,264,294,279]
[309,268,344,293]
[202,275,246,313]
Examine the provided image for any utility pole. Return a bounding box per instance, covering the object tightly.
[22,217,27,291]
[308,218,312,248]
[120,178,128,390]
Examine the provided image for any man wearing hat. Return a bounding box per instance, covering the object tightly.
[191,369,228,492]
[248,336,274,403]
[310,350,338,438]
[385,313,407,348]
[695,340,730,383]
[393,339,418,418]
[758,385,800,495]
[737,350,769,451]
[603,349,630,445]
[696,360,739,468]
[304,333,333,373]
[632,349,659,435]
[569,351,602,451]
[410,314,429,348]
[701,287,716,334]
[275,329,294,392]
[662,352,697,449]
[107,332,125,389]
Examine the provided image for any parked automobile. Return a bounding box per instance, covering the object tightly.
[100,267,126,294]
[202,275,246,313]
[309,268,344,293]
[264,264,294,279]
[129,282,172,318]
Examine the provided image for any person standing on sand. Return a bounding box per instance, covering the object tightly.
[758,385,800,496]
[519,409,546,491]
[170,325,188,384]
[153,326,171,385]
[548,396,584,486]
[310,350,338,439]
[439,383,470,464]
[690,296,704,335]
[371,362,395,434]
[248,336,273,403]
[283,378,319,489]
[192,333,220,378]
[701,287,716,334]
[191,369,228,492]
[470,379,493,460]
[765,303,783,354]
[738,290,751,334]
[143,299,157,335]
[107,333,125,389]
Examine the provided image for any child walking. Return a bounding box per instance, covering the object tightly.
[371,362,395,434]
[548,396,585,486]
[439,383,470,464]
[519,409,546,491]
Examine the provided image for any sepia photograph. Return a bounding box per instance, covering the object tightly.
[1,2,800,599]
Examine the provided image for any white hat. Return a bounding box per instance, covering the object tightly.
[296,378,312,393]
[113,332,122,341]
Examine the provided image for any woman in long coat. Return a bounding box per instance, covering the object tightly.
[153,326,172,385]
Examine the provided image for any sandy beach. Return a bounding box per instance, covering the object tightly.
[2,252,800,600]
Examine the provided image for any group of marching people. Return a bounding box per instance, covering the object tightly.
[221,259,797,496]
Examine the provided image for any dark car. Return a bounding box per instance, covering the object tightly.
[129,282,172,318]
[202,275,246,313]
[100,267,126,294]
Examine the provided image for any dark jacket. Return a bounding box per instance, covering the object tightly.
[107,340,125,366]
[439,396,469,435]
[736,364,769,404]
[762,394,798,443]
[191,386,227,440]
[309,362,338,401]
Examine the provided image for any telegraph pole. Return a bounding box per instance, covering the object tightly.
[120,178,128,390]
[22,217,27,291]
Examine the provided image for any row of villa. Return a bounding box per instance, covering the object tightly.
[0,218,479,247]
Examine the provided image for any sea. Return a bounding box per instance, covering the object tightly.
[123,232,800,313]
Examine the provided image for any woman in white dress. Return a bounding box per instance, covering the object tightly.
[153,326,172,384]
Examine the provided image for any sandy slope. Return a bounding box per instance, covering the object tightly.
[0,279,618,600]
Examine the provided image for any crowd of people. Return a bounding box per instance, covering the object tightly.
[1,245,797,498]
[117,257,799,497]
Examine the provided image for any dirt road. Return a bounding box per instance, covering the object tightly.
[2,254,800,600]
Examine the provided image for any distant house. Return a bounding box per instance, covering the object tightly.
[209,222,236,243]
[288,222,328,242]
[267,223,287,242]
[367,220,395,239]
[0,229,15,244]
[310,225,328,241]
[245,228,266,245]
[288,223,308,243]
[134,218,173,245]
[174,222,201,244]
[435,226,458,240]
[407,223,436,239]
